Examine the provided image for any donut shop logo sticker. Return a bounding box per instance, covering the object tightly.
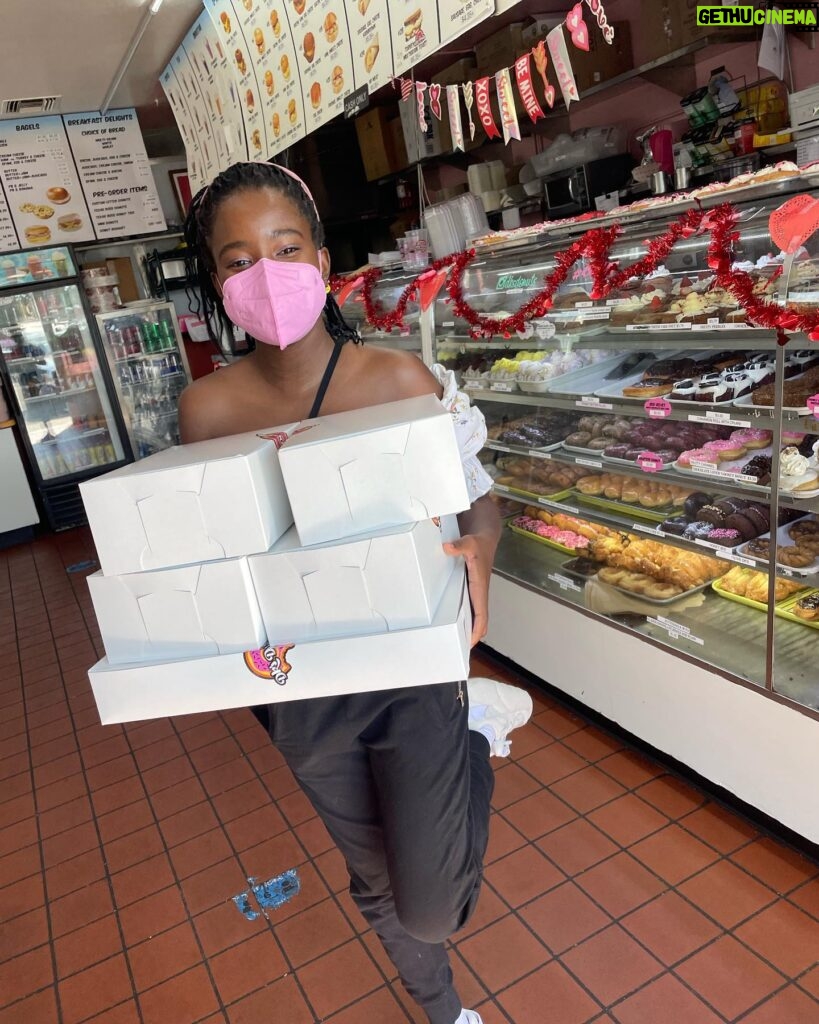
[244,643,295,686]
[696,5,818,29]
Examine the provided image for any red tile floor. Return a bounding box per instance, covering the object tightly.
[3,529,819,1024]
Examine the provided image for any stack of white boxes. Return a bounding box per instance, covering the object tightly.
[81,395,473,725]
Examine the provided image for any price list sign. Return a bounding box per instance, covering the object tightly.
[0,116,94,246]
[63,110,166,240]
[438,0,494,44]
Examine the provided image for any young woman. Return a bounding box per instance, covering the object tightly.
[180,161,533,1024]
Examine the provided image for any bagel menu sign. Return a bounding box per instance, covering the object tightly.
[0,108,166,252]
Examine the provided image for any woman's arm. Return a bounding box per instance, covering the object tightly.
[447,495,502,647]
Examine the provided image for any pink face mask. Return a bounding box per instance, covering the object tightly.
[221,258,326,349]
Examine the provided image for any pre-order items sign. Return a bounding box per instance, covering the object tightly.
[63,110,167,240]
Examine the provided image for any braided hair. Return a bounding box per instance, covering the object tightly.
[184,161,359,356]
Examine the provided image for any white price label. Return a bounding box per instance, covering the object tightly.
[493,444,512,453]
[691,321,755,331]
[633,524,664,537]
[730,553,757,567]
[548,573,582,593]
[576,458,603,468]
[576,301,594,308]
[648,616,705,646]
[688,460,759,485]
[576,397,614,411]
[528,449,552,460]
[626,322,691,332]
[688,413,751,428]
[491,382,516,392]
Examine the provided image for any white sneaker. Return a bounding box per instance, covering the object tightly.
[467,678,533,757]
[454,1011,484,1024]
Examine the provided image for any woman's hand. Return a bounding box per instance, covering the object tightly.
[446,494,502,647]
[444,532,496,646]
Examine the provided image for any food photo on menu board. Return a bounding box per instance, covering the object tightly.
[0,247,74,286]
[391,0,439,76]
[293,0,355,131]
[345,0,391,92]
[182,15,233,171]
[0,116,94,246]
[173,48,218,182]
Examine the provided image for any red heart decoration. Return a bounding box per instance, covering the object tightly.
[418,268,448,311]
[567,3,590,50]
[429,84,442,120]
[337,275,364,308]
[770,195,819,254]
[544,83,556,107]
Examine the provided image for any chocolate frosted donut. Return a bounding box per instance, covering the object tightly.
[698,504,727,526]
[724,512,757,540]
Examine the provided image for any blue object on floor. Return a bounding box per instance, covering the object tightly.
[251,869,301,910]
[232,892,259,921]
[66,560,97,574]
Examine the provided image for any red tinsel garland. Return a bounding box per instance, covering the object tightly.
[330,202,819,341]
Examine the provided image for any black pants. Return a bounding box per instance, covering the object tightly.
[262,682,494,1024]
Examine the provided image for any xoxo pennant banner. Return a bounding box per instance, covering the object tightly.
[475,77,500,140]
[547,25,579,107]
[447,84,465,152]
[416,82,428,131]
[514,53,545,123]
[462,80,477,141]
[584,0,615,43]
[495,67,521,144]
[429,83,442,120]
[532,41,556,108]
[566,3,590,50]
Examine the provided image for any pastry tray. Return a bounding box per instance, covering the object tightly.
[496,483,573,504]
[672,447,773,486]
[595,571,713,606]
[562,442,613,458]
[733,378,814,415]
[544,352,665,397]
[507,522,588,556]
[776,590,819,630]
[490,438,566,454]
[711,574,807,611]
[737,517,817,577]
[573,491,674,523]
[604,453,676,471]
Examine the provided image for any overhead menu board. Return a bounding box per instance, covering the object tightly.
[439,0,495,44]
[391,0,441,77]
[204,0,269,160]
[160,62,205,192]
[161,0,501,177]
[346,0,391,93]
[189,12,249,164]
[290,0,355,133]
[0,116,95,247]
[63,110,166,240]
[0,189,18,252]
[240,0,306,157]
[173,49,219,185]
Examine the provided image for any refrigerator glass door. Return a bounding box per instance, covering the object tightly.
[97,303,192,459]
[0,284,125,482]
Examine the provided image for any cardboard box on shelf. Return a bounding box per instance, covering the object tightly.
[80,430,294,577]
[277,394,471,547]
[88,564,471,724]
[474,22,525,70]
[356,107,407,182]
[87,557,266,665]
[249,515,459,644]
[399,92,446,165]
[573,22,633,92]
[639,0,751,62]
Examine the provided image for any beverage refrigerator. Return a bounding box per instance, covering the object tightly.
[0,247,130,530]
[94,301,192,460]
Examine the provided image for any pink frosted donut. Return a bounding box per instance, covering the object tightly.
[703,439,745,461]
[781,431,806,445]
[678,447,719,468]
[730,428,772,450]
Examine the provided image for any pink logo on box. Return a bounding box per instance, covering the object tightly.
[644,397,672,419]
[637,451,664,473]
[244,643,295,686]
[808,394,819,421]
[257,430,290,449]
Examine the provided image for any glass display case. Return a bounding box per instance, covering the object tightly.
[96,302,193,460]
[353,268,427,360]
[421,179,819,721]
[0,259,129,528]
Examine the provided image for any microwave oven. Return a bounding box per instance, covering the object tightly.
[543,154,634,218]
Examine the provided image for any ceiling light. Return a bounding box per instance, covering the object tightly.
[150,0,164,12]
[101,0,163,113]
